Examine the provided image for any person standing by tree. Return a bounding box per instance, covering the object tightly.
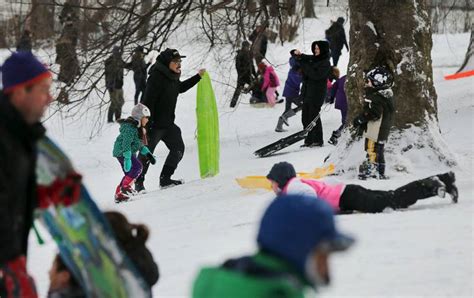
[230,41,256,108]
[294,41,332,147]
[325,17,349,66]
[130,46,151,105]
[0,51,54,297]
[105,46,129,123]
[137,48,205,191]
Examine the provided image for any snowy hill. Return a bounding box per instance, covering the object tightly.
[0,13,471,298]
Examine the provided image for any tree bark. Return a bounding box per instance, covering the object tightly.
[346,0,438,128]
[30,0,55,40]
[303,0,316,18]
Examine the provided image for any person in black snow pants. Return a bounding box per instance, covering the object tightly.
[294,41,331,147]
[130,46,151,105]
[230,41,256,108]
[137,48,206,191]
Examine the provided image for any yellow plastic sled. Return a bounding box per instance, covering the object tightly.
[236,164,335,191]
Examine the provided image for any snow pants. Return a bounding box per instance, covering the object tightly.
[108,89,124,122]
[302,99,324,145]
[137,123,185,183]
[339,175,443,213]
[365,138,385,176]
[116,155,143,193]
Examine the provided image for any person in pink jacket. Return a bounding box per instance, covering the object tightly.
[257,62,280,106]
[266,162,458,214]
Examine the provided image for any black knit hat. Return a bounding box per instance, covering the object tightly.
[266,162,297,189]
[158,48,186,66]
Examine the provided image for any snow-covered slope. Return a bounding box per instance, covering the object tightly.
[1,15,470,298]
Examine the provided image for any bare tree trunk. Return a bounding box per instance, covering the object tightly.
[457,29,474,73]
[303,0,316,18]
[346,0,437,127]
[30,0,55,40]
[325,0,454,176]
[137,0,152,41]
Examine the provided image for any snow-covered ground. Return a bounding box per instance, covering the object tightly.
[1,13,471,298]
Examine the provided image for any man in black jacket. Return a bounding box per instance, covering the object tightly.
[325,17,349,66]
[230,41,256,108]
[138,48,205,190]
[0,51,53,297]
[294,41,332,147]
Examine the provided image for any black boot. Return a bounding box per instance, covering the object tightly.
[160,165,184,189]
[328,130,341,146]
[391,176,446,209]
[135,179,146,193]
[437,172,458,203]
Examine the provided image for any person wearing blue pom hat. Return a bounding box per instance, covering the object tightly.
[0,51,53,297]
[192,194,354,298]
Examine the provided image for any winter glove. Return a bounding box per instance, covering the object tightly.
[123,151,132,172]
[140,146,156,165]
[0,256,38,298]
[352,115,367,127]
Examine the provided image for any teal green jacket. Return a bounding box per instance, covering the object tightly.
[192,252,310,298]
[113,119,145,157]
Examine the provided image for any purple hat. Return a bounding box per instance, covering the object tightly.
[1,51,51,93]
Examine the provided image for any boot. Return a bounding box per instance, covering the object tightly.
[328,130,341,146]
[437,172,458,203]
[358,161,377,180]
[160,176,184,189]
[115,185,130,203]
[160,165,184,189]
[275,117,287,132]
[391,176,446,209]
[135,179,146,193]
[282,109,297,126]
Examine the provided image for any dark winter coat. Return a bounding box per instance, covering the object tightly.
[142,61,201,129]
[130,52,149,85]
[359,87,395,142]
[282,56,302,99]
[193,252,307,298]
[0,93,45,266]
[104,54,129,90]
[297,44,332,105]
[326,22,349,54]
[235,48,256,84]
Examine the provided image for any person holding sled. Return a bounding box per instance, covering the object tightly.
[266,162,458,214]
[0,51,54,297]
[192,194,354,298]
[294,41,332,147]
[112,103,156,202]
[352,66,394,179]
[275,49,303,132]
[138,48,205,191]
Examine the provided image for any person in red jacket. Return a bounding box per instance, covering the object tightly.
[267,162,458,214]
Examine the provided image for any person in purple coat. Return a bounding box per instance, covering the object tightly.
[275,50,303,132]
[328,67,347,145]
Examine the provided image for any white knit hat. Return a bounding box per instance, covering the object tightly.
[131,103,151,125]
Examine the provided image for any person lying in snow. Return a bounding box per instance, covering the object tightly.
[266,162,458,214]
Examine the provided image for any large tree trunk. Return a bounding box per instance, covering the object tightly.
[303,0,316,18]
[30,0,55,40]
[325,0,455,176]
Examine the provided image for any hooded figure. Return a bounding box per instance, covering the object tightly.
[325,17,349,66]
[192,194,354,298]
[295,40,332,147]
